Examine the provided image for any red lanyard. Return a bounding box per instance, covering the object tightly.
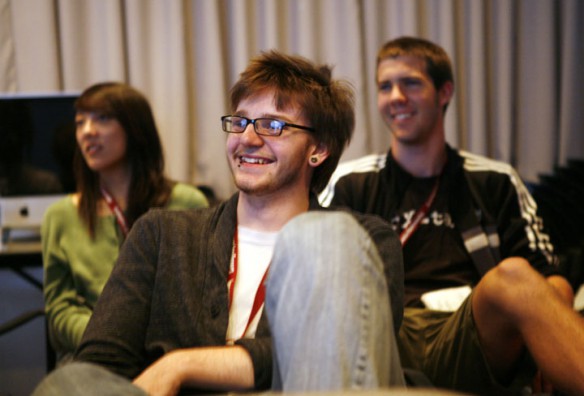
[227,228,269,340]
[100,187,129,238]
[399,178,439,246]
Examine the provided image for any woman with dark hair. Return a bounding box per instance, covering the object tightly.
[42,82,208,362]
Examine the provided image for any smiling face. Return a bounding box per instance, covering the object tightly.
[225,91,325,199]
[75,111,128,176]
[377,55,453,147]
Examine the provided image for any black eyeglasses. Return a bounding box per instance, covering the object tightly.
[221,115,315,137]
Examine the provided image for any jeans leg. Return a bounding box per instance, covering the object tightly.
[32,362,147,396]
[266,211,405,392]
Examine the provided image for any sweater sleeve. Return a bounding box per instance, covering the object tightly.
[235,336,273,389]
[42,200,92,354]
[493,173,559,276]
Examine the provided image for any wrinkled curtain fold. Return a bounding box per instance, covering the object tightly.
[0,0,582,199]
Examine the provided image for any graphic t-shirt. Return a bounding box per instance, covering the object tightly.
[393,175,479,307]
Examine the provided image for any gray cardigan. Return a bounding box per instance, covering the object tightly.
[75,193,403,391]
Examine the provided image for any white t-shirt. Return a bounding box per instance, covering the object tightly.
[226,226,277,343]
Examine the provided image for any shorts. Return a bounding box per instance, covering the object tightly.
[397,294,536,395]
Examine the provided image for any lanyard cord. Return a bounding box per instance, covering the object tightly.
[399,177,440,246]
[227,227,269,340]
[100,187,130,238]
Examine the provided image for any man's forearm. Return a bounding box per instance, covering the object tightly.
[133,345,255,395]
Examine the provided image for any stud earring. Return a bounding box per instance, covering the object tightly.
[310,156,318,164]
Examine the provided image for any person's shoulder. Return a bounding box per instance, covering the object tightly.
[336,153,387,178]
[145,196,221,225]
[138,199,225,241]
[457,149,526,194]
[44,194,76,218]
[146,204,208,221]
[168,182,210,209]
[319,153,387,206]
[42,195,78,233]
[458,149,517,177]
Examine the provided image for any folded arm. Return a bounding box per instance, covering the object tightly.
[133,345,254,396]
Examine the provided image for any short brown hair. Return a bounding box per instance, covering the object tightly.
[230,50,355,194]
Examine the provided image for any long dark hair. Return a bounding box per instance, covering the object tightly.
[74,82,173,236]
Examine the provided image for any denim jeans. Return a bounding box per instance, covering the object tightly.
[267,211,405,391]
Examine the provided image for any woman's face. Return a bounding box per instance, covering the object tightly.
[75,111,128,175]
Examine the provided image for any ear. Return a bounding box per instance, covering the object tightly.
[308,142,330,168]
[438,80,454,108]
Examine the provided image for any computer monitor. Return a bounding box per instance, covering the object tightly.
[0,92,79,196]
[0,93,79,248]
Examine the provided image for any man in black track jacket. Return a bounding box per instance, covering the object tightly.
[320,36,584,395]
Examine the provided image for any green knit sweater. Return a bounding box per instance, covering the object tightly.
[42,183,208,356]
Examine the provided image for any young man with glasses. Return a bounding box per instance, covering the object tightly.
[33,51,406,395]
[320,36,584,394]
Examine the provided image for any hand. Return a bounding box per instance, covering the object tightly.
[131,346,254,395]
[133,354,182,396]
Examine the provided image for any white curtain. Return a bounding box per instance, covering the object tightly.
[1,0,582,199]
